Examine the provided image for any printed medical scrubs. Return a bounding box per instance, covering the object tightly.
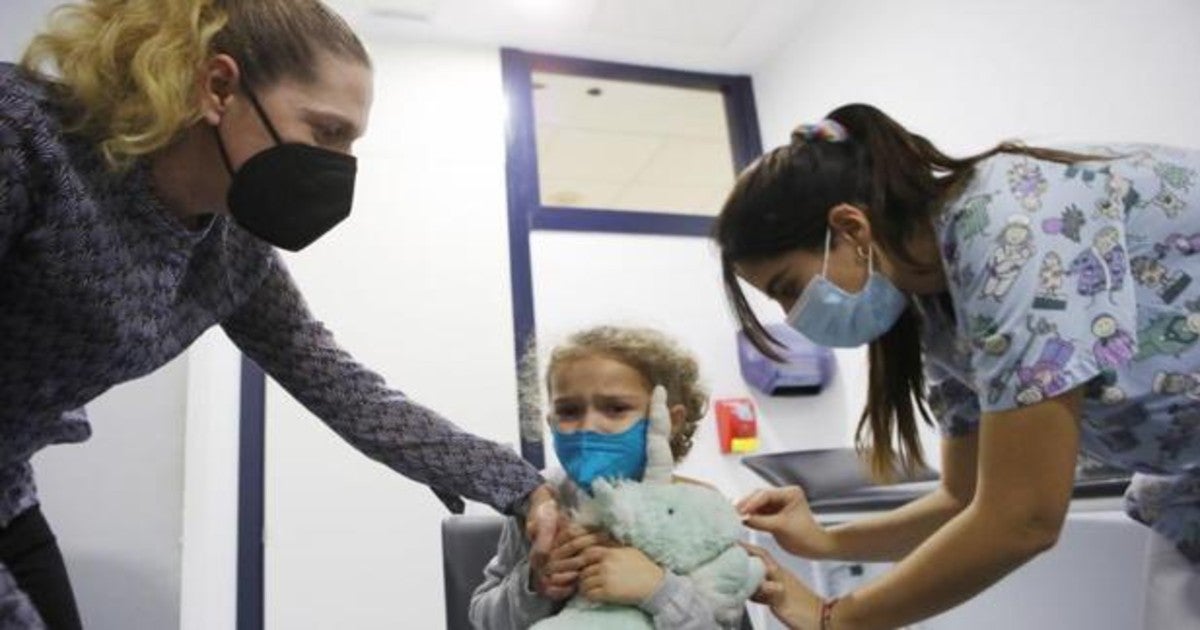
[920,145,1200,562]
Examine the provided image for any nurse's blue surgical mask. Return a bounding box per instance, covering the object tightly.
[786,230,908,348]
[552,419,649,492]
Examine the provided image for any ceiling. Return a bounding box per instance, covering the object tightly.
[325,0,815,214]
[533,71,734,214]
[327,0,816,73]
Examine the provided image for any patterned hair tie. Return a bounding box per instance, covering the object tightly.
[792,119,849,144]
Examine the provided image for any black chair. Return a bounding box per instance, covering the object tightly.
[442,515,507,630]
[441,515,757,629]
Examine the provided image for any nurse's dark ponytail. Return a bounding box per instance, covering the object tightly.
[715,103,1096,480]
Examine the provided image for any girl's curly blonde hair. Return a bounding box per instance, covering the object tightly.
[523,326,709,462]
[20,0,369,169]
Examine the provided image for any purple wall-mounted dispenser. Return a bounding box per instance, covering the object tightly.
[737,323,835,396]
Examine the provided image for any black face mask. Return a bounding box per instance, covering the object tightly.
[215,86,357,252]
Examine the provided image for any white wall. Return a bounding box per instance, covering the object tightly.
[32,361,188,630]
[752,0,1200,157]
[0,1,52,62]
[261,40,518,630]
[3,3,198,630]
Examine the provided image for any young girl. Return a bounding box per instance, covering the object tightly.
[469,326,729,629]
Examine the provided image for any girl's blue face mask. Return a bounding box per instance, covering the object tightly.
[785,230,908,348]
[552,418,649,492]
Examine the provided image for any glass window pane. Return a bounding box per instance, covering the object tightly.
[532,71,736,216]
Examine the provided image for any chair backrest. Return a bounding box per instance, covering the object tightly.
[441,514,757,630]
[442,515,507,630]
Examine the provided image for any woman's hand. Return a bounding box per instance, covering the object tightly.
[525,484,560,569]
[578,546,666,606]
[530,523,613,601]
[742,543,823,630]
[736,486,835,559]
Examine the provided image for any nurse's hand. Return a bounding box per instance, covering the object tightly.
[736,486,835,559]
[525,484,561,570]
[741,543,822,629]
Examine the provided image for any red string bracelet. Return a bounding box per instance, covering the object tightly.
[820,596,840,630]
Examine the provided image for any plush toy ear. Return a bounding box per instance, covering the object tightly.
[590,478,616,505]
[575,479,613,528]
[643,385,674,484]
[586,479,635,535]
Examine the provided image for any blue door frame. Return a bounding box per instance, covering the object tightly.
[500,48,764,468]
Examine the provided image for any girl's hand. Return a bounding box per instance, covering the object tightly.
[736,486,835,559]
[741,543,822,629]
[578,546,666,605]
[531,523,613,601]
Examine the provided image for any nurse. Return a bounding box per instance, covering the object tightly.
[716,104,1198,629]
[0,1,558,627]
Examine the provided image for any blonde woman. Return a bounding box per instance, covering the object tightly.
[0,2,557,626]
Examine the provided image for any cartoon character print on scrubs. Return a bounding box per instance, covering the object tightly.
[982,315,1057,407]
[980,215,1036,301]
[1162,231,1200,256]
[1152,372,1200,400]
[1007,160,1048,211]
[1082,401,1151,456]
[1069,226,1127,302]
[942,239,978,291]
[1091,314,1135,404]
[1131,251,1192,304]
[1041,204,1086,243]
[1136,312,1200,360]
[967,313,1011,357]
[1014,334,1076,406]
[1033,252,1068,310]
[956,193,995,243]
[1096,169,1138,220]
[925,145,1200,564]
[1159,404,1200,464]
[1150,160,1197,218]
[1127,231,1200,305]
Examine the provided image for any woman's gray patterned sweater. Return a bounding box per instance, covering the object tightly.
[0,62,541,623]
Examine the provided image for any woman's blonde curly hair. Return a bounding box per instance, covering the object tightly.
[20,0,369,169]
[523,326,710,462]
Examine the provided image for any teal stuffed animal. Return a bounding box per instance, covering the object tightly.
[530,387,765,629]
